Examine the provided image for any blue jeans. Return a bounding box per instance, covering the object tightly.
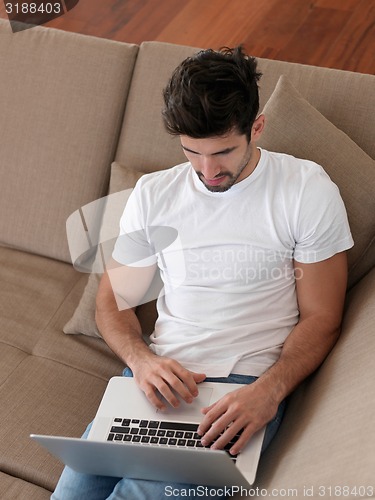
[52,369,286,499]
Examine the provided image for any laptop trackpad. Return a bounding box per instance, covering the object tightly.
[157,386,213,417]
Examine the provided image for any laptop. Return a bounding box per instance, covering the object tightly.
[31,376,265,488]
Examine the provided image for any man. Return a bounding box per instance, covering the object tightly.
[53,46,353,499]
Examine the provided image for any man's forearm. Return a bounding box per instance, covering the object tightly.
[259,254,348,406]
[95,273,152,368]
[96,272,207,410]
[257,314,341,406]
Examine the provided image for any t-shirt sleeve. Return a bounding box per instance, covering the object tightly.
[112,182,157,267]
[293,169,354,263]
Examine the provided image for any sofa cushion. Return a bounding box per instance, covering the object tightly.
[33,273,125,378]
[256,267,375,489]
[258,75,375,288]
[0,356,109,491]
[0,246,123,379]
[0,20,138,262]
[0,473,50,499]
[63,162,146,337]
[114,42,198,172]
[255,58,375,160]
[0,249,123,491]
[0,246,80,355]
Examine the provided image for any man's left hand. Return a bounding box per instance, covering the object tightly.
[197,382,278,455]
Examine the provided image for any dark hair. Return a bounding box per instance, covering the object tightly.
[162,46,262,140]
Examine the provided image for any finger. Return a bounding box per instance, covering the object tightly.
[197,400,225,435]
[172,368,206,399]
[201,401,216,415]
[154,378,181,408]
[210,421,245,451]
[200,419,226,446]
[159,370,198,404]
[185,371,207,396]
[142,383,168,411]
[199,410,235,445]
[192,372,207,383]
[164,369,206,402]
[227,426,254,455]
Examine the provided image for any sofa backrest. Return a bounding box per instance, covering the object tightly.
[0,20,138,263]
[114,42,198,174]
[115,41,375,167]
[114,41,375,286]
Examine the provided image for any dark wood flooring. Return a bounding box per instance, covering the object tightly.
[1,0,374,74]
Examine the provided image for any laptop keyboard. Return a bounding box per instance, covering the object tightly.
[107,418,239,462]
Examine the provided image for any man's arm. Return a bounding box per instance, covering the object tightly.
[95,259,206,410]
[198,251,348,454]
[95,261,154,373]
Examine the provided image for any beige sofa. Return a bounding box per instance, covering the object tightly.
[0,19,374,499]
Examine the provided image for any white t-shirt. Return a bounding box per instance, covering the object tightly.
[113,149,354,377]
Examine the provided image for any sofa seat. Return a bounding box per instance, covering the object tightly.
[0,473,51,500]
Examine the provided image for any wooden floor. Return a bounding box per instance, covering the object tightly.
[1,0,374,74]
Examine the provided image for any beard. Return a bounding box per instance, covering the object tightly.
[197,144,253,193]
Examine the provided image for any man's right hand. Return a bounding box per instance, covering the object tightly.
[130,354,206,410]
[96,267,206,410]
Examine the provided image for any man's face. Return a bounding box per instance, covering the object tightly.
[180,128,258,193]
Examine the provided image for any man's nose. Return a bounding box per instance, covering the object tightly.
[200,156,221,179]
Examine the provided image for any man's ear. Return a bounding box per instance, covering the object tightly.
[251,114,265,141]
